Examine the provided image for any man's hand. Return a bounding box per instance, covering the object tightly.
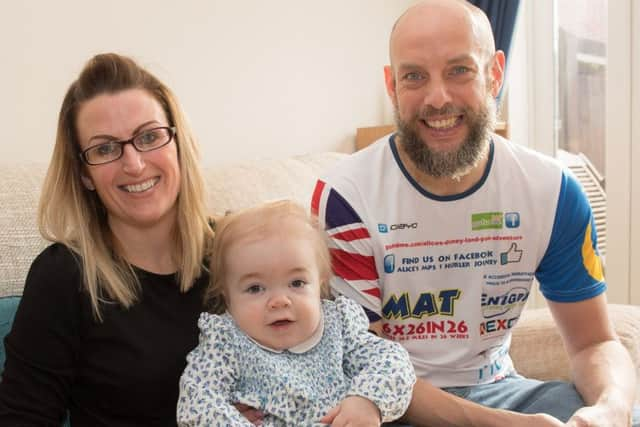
[547,296,637,427]
[566,404,632,427]
[320,395,381,427]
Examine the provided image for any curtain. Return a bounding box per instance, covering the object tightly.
[468,0,521,102]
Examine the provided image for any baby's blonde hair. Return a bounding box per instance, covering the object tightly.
[204,200,332,313]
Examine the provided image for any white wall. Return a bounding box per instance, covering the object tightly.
[2,1,417,167]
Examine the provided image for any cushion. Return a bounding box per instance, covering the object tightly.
[510,303,640,403]
[0,163,49,297]
[0,296,20,373]
[203,152,348,216]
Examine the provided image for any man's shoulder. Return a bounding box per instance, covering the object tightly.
[493,134,565,180]
[494,133,562,168]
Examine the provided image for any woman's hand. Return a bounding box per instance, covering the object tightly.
[320,396,381,427]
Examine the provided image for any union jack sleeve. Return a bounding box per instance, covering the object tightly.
[312,179,383,320]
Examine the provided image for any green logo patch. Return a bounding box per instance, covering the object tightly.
[472,212,503,230]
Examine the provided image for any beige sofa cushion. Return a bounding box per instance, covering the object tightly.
[203,152,346,216]
[0,164,48,297]
[511,303,640,401]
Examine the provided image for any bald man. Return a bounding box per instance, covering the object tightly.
[313,1,639,425]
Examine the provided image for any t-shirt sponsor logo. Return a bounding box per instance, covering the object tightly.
[505,212,521,228]
[383,254,395,273]
[471,212,522,231]
[382,289,461,319]
[479,316,519,336]
[378,223,418,233]
[481,286,530,318]
[471,212,503,230]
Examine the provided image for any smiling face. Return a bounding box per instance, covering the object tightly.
[224,219,323,351]
[385,0,504,178]
[76,88,181,233]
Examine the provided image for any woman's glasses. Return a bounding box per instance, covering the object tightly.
[79,126,176,166]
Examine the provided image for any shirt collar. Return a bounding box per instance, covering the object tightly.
[244,310,325,354]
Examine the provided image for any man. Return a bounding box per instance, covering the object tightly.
[312,0,638,425]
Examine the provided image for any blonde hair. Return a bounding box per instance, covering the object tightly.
[204,200,332,313]
[39,53,213,320]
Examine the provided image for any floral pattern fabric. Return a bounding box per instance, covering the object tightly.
[177,296,415,426]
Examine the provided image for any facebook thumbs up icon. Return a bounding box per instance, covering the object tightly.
[500,243,523,265]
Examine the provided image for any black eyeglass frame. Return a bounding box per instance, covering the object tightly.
[79,126,177,166]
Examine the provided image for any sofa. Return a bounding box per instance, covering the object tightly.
[1,153,639,403]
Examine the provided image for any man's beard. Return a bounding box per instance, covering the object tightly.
[395,94,496,180]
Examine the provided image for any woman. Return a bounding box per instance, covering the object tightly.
[0,53,214,426]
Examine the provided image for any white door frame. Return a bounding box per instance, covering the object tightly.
[606,0,633,304]
[630,0,639,305]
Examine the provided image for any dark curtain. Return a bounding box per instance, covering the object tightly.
[468,0,521,101]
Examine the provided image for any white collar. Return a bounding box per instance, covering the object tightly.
[242,310,325,354]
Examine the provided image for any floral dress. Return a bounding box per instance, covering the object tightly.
[177,296,415,426]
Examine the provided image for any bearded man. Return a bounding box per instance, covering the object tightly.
[312,0,639,426]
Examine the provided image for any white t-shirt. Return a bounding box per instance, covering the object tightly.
[312,133,605,387]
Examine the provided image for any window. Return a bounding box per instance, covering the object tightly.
[509,0,638,305]
[555,0,607,180]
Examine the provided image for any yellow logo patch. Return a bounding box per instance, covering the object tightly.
[582,223,604,281]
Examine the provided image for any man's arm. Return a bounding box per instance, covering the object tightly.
[369,321,565,427]
[405,378,566,427]
[548,294,636,425]
[537,168,636,424]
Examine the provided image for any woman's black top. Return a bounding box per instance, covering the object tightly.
[0,243,208,426]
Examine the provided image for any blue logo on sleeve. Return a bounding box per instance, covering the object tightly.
[378,224,388,233]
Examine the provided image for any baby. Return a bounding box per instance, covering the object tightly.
[177,200,415,426]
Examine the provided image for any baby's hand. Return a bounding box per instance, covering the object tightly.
[319,396,381,427]
[234,403,264,426]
